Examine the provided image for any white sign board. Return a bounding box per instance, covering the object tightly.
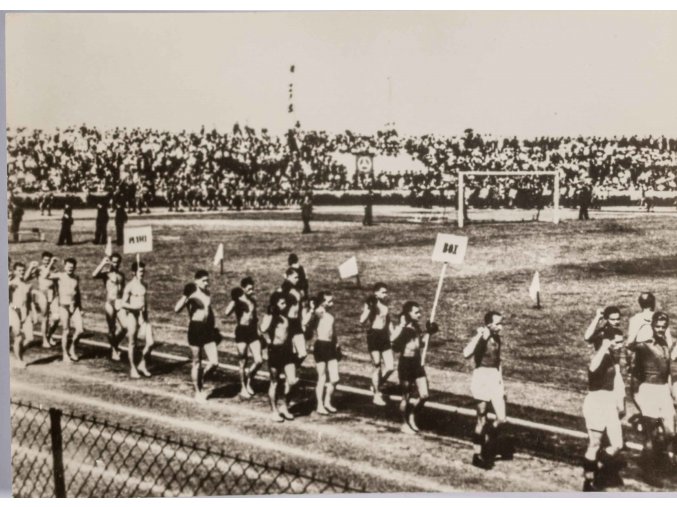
[123,226,153,254]
[431,233,468,265]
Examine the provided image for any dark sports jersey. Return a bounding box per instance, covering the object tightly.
[365,296,390,329]
[588,352,616,391]
[474,334,501,369]
[632,341,670,385]
[393,325,422,358]
[592,324,623,344]
[234,296,258,326]
[292,266,309,296]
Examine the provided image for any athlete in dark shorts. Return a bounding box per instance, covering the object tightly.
[308,292,341,415]
[463,311,513,469]
[391,301,438,434]
[279,268,307,367]
[260,292,298,422]
[175,270,219,401]
[225,277,263,398]
[360,283,395,406]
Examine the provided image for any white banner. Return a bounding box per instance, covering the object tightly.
[338,256,359,279]
[123,226,153,254]
[431,234,468,265]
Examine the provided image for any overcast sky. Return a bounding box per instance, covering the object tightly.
[6,11,677,137]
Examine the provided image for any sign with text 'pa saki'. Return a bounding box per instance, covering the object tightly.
[431,233,468,265]
[123,226,153,254]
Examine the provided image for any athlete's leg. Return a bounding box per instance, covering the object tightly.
[104,301,119,353]
[325,359,339,412]
[246,340,263,394]
[292,333,307,365]
[409,376,429,432]
[58,307,72,363]
[369,350,382,392]
[69,309,84,360]
[236,341,249,395]
[189,345,203,396]
[126,315,140,378]
[137,322,154,377]
[315,361,328,414]
[268,367,283,421]
[9,310,25,367]
[584,430,604,490]
[381,349,395,384]
[399,379,413,433]
[281,362,298,419]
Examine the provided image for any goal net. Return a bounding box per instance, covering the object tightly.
[457,170,561,228]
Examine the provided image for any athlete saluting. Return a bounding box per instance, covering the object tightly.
[92,253,126,361]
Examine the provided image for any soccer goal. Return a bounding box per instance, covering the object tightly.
[457,170,560,228]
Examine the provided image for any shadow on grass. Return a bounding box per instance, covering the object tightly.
[558,255,677,277]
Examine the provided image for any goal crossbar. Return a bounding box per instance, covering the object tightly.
[458,170,560,228]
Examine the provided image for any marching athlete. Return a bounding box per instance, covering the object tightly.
[92,253,126,361]
[175,270,219,401]
[391,301,438,434]
[225,277,263,398]
[585,307,627,415]
[463,311,513,469]
[309,292,341,415]
[31,252,59,348]
[359,282,395,406]
[627,292,673,347]
[260,292,298,422]
[629,312,676,466]
[120,261,154,379]
[47,258,84,363]
[9,262,36,367]
[279,268,307,366]
[582,318,626,491]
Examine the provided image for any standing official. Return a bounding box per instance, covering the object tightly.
[115,202,128,246]
[301,192,313,234]
[57,204,74,246]
[93,201,109,245]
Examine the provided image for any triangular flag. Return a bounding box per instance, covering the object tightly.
[104,237,113,257]
[529,271,540,303]
[213,243,224,266]
[338,256,359,279]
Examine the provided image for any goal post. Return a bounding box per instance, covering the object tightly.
[457,170,560,228]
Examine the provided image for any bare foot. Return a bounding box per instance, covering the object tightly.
[111,348,122,362]
[130,369,141,379]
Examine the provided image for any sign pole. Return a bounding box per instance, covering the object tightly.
[355,273,362,289]
[220,259,224,275]
[422,262,448,366]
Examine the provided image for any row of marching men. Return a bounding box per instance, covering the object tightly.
[9,250,677,487]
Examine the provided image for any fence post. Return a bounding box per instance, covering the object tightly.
[49,408,66,498]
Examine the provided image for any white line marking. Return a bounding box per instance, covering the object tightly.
[12,380,459,493]
[76,337,644,451]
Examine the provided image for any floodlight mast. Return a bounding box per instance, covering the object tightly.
[457,170,560,228]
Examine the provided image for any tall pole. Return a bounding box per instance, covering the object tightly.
[458,173,465,228]
[554,171,560,225]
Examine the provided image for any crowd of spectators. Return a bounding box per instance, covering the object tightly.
[6,124,677,210]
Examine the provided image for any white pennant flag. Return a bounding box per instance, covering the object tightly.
[213,243,224,266]
[104,236,113,257]
[338,256,359,279]
[529,271,540,303]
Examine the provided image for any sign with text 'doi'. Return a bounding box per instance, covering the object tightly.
[431,233,468,265]
[123,226,153,254]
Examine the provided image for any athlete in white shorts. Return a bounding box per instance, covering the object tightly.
[629,312,675,466]
[582,324,625,492]
[9,262,36,368]
[463,311,511,469]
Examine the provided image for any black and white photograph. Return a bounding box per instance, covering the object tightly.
[4,9,677,497]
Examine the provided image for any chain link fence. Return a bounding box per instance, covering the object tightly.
[11,400,366,497]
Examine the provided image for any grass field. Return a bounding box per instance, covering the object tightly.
[9,207,677,494]
[10,208,677,393]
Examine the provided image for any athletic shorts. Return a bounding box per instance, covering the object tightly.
[636,383,675,420]
[268,342,295,371]
[234,325,259,344]
[398,356,426,383]
[288,318,303,337]
[314,340,339,363]
[470,367,504,403]
[367,328,391,353]
[583,390,623,449]
[187,321,217,347]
